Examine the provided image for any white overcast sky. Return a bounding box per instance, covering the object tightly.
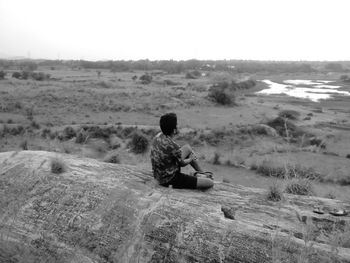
[0,0,349,61]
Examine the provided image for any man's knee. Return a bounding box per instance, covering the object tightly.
[196,178,214,189]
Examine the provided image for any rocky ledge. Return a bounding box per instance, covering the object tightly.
[0,151,349,263]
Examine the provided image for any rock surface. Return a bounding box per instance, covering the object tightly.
[0,151,350,263]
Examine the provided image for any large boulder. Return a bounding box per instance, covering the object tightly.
[0,151,349,263]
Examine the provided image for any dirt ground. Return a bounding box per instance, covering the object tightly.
[1,66,349,201]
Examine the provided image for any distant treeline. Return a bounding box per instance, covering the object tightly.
[0,59,349,74]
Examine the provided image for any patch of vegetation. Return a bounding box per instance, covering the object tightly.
[340,75,350,82]
[63,126,76,140]
[19,140,28,150]
[210,152,221,165]
[285,179,313,196]
[128,131,149,154]
[251,160,320,180]
[41,128,52,139]
[185,71,201,79]
[266,182,283,202]
[50,158,66,174]
[139,74,152,84]
[208,84,234,105]
[266,117,306,139]
[97,81,112,88]
[31,120,40,129]
[104,153,120,164]
[164,79,180,85]
[75,129,89,144]
[278,110,300,120]
[0,70,6,79]
[11,71,50,81]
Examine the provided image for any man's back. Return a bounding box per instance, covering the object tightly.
[150,133,181,185]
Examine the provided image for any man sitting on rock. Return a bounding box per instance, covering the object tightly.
[150,113,214,189]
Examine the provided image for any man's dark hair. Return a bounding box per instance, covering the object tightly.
[160,113,177,136]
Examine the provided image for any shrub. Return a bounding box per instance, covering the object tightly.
[212,152,221,165]
[97,81,111,88]
[19,140,28,150]
[12,71,21,79]
[129,131,149,154]
[75,130,88,144]
[25,107,34,121]
[164,79,180,85]
[139,74,152,84]
[251,160,285,178]
[31,120,40,129]
[31,72,50,81]
[0,71,6,79]
[104,153,120,164]
[340,75,349,81]
[185,72,197,79]
[41,128,52,138]
[63,126,76,140]
[266,117,305,138]
[266,182,283,201]
[346,154,350,159]
[21,71,29,80]
[51,158,66,174]
[285,179,313,196]
[278,110,300,120]
[208,84,234,105]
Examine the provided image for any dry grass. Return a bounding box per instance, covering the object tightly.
[128,131,149,154]
[285,178,313,196]
[266,182,283,201]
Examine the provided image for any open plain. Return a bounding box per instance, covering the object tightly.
[1,60,350,262]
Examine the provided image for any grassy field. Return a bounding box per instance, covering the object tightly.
[1,65,350,202]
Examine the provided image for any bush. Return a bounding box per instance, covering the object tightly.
[41,128,52,138]
[51,158,66,174]
[31,72,50,81]
[212,152,221,165]
[12,71,21,79]
[251,161,320,180]
[208,84,234,105]
[251,160,285,178]
[19,140,28,150]
[139,74,152,84]
[285,179,313,196]
[185,72,198,79]
[75,130,88,144]
[21,71,30,80]
[278,110,300,120]
[31,120,40,129]
[129,131,149,154]
[63,126,76,140]
[266,117,305,138]
[0,71,6,79]
[340,75,349,81]
[266,182,283,201]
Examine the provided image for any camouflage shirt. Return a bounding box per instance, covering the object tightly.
[150,133,182,185]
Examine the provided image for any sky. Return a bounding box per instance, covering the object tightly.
[0,0,349,61]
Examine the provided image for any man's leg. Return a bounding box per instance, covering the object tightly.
[180,144,203,172]
[196,177,214,189]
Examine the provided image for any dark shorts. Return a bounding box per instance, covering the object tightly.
[161,173,197,189]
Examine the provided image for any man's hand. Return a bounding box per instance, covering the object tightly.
[184,152,197,164]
